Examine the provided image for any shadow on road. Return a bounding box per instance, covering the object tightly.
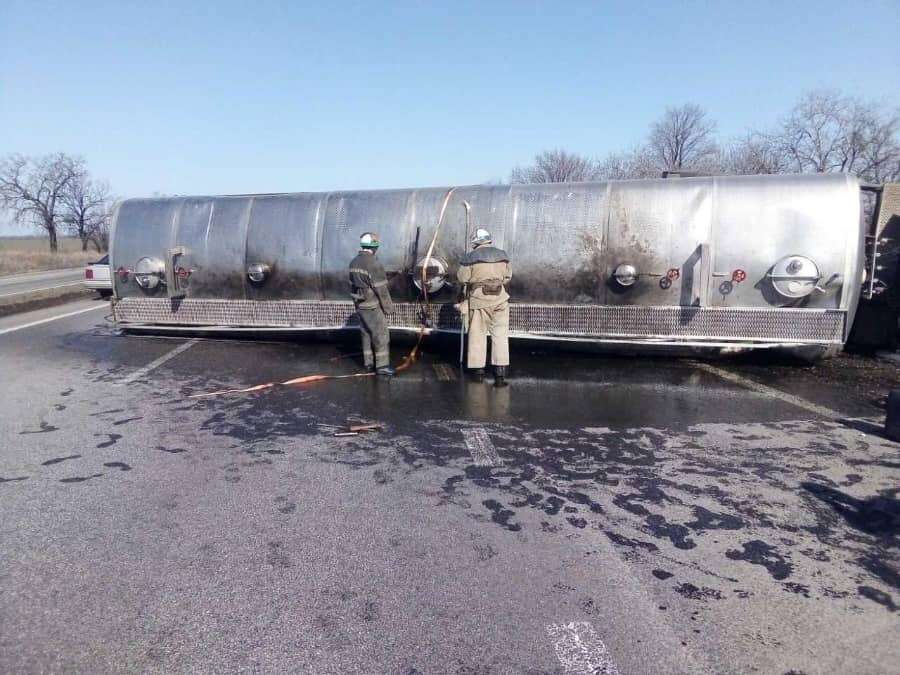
[801,481,900,539]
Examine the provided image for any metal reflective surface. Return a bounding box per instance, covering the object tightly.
[613,264,638,287]
[110,173,865,354]
[133,256,164,291]
[770,255,821,299]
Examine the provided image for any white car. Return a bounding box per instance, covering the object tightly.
[84,254,112,298]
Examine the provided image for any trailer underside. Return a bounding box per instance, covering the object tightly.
[113,297,846,360]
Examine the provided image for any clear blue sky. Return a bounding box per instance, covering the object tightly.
[1,0,898,209]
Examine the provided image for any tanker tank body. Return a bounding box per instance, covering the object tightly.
[109,173,865,360]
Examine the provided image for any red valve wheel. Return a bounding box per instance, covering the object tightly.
[732,269,747,283]
[116,266,130,281]
[176,266,191,280]
[667,268,680,280]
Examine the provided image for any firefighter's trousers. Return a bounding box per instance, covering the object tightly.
[467,300,509,369]
[357,306,390,369]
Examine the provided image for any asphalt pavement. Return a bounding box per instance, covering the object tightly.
[1,299,898,674]
[0,268,84,298]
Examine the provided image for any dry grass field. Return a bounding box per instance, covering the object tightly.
[0,236,103,276]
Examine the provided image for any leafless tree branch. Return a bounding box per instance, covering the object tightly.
[771,90,900,182]
[648,103,718,171]
[511,149,601,184]
[0,153,85,252]
[512,91,898,184]
[62,177,112,251]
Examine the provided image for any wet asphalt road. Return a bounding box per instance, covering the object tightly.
[1,300,899,674]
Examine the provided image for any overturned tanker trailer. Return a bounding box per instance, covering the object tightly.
[110,173,870,360]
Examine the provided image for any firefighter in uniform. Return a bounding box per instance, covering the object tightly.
[349,232,395,376]
[457,228,512,387]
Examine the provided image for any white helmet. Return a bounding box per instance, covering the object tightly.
[359,232,380,249]
[471,228,492,246]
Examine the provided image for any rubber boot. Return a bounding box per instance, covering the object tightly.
[376,366,396,377]
[494,366,508,388]
[470,368,485,382]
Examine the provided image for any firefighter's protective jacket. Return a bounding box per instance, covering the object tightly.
[457,245,512,309]
[349,250,395,313]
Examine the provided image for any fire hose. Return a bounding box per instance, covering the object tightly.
[189,187,459,398]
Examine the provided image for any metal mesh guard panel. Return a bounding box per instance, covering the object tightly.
[114,298,846,344]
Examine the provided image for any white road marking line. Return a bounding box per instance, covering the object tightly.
[0,304,107,335]
[547,622,620,675]
[695,362,841,418]
[116,339,199,385]
[433,363,458,381]
[461,427,501,466]
[0,281,85,298]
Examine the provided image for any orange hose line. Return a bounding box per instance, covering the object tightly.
[187,372,376,398]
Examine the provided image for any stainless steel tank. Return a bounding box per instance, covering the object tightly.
[110,173,865,359]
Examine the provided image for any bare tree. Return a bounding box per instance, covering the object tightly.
[89,214,112,252]
[648,104,718,171]
[596,147,660,180]
[0,153,84,252]
[721,133,789,176]
[596,104,720,179]
[595,151,635,180]
[63,177,112,251]
[509,89,899,184]
[774,91,900,182]
[511,149,600,184]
